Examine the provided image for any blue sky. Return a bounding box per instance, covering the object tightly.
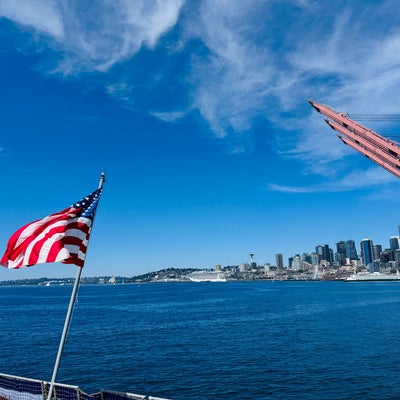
[1,0,400,279]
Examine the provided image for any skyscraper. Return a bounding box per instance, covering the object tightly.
[336,241,346,259]
[389,236,400,252]
[360,238,374,270]
[275,253,284,271]
[372,244,382,261]
[395,249,400,268]
[345,240,358,260]
[315,244,333,265]
[310,252,319,265]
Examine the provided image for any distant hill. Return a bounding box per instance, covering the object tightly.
[0,268,201,286]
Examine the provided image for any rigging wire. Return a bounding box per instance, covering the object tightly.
[346,113,400,142]
[348,114,400,121]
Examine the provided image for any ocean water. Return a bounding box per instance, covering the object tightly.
[1,281,400,399]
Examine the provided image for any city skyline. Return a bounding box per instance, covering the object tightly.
[258,227,400,270]
[1,2,400,279]
[285,233,400,268]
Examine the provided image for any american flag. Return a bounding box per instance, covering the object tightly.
[1,188,102,269]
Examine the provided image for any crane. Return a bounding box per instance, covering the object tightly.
[309,99,400,179]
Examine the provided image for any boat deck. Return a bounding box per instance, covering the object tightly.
[0,373,170,400]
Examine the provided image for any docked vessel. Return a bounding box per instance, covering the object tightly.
[345,272,400,281]
[188,270,227,282]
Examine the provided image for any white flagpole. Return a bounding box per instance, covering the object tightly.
[46,173,105,400]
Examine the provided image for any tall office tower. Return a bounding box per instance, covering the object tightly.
[336,241,346,259]
[239,263,248,272]
[345,240,358,260]
[316,244,333,265]
[310,252,319,265]
[334,252,343,265]
[315,245,324,262]
[395,249,400,268]
[302,253,312,264]
[288,254,301,268]
[328,248,334,265]
[389,236,400,252]
[360,238,374,269]
[291,256,302,271]
[275,253,284,271]
[380,250,391,263]
[372,244,382,261]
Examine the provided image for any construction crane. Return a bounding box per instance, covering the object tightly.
[309,99,400,179]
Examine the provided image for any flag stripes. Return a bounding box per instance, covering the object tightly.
[1,189,101,269]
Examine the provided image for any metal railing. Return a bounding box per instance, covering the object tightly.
[0,373,169,400]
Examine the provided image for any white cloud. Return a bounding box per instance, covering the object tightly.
[150,110,187,122]
[106,81,134,103]
[2,0,400,192]
[0,0,185,73]
[268,166,398,193]
[184,1,279,138]
[0,0,64,39]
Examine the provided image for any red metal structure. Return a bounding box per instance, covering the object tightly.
[309,99,400,178]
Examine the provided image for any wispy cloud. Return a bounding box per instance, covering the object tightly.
[150,110,187,123]
[0,0,184,73]
[184,1,279,138]
[0,0,64,39]
[2,0,400,191]
[268,166,399,193]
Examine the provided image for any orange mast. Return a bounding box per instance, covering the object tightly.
[309,99,400,178]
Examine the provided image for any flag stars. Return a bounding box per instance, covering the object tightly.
[1,187,102,269]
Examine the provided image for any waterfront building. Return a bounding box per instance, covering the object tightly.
[310,252,319,266]
[336,241,346,259]
[395,249,400,268]
[291,255,302,271]
[302,253,312,264]
[334,251,343,266]
[329,248,334,264]
[336,241,347,266]
[371,260,380,272]
[345,240,358,260]
[380,250,391,264]
[360,238,374,271]
[264,263,270,274]
[352,258,363,267]
[316,244,333,265]
[239,263,248,272]
[389,237,400,260]
[315,245,324,262]
[275,253,284,271]
[372,244,382,261]
[389,236,399,250]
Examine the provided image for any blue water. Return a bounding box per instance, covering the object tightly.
[1,281,400,399]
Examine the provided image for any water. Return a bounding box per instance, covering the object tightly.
[1,281,400,399]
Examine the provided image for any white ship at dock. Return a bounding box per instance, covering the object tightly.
[346,271,400,282]
[188,270,227,282]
